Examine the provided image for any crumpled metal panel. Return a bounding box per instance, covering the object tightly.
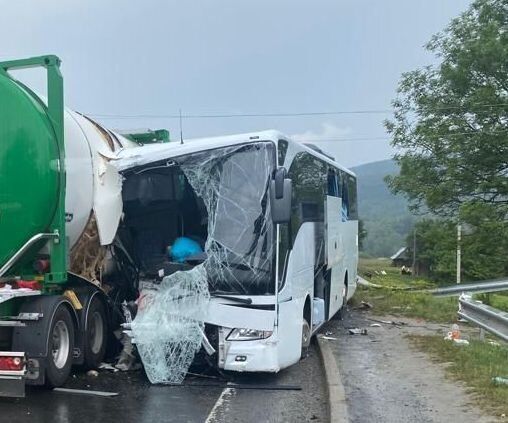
[130,143,275,384]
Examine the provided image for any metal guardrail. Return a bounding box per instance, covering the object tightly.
[458,295,508,342]
[431,278,508,296]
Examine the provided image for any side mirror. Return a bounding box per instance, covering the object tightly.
[270,167,292,224]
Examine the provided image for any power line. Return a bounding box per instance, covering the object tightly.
[300,136,390,143]
[86,102,508,120]
[89,110,392,119]
[298,129,508,144]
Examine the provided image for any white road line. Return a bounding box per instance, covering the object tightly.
[205,387,236,423]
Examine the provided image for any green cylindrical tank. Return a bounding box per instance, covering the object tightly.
[0,72,60,269]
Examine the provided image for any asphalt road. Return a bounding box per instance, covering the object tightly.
[324,309,493,423]
[0,342,327,423]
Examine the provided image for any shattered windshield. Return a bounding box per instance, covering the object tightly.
[129,141,276,384]
[179,141,276,295]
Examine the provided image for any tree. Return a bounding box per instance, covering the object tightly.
[407,215,508,282]
[407,219,457,280]
[385,0,508,219]
[358,219,367,251]
[387,0,508,281]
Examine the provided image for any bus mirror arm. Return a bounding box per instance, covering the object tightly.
[270,168,292,224]
[274,167,286,199]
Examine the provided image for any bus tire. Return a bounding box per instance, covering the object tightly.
[337,281,348,320]
[84,297,107,369]
[301,317,311,357]
[46,305,75,387]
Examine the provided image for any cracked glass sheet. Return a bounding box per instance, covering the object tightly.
[130,142,275,384]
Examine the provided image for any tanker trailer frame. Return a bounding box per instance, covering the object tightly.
[0,55,114,397]
[0,55,67,284]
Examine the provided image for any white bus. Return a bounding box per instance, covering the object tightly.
[114,130,358,376]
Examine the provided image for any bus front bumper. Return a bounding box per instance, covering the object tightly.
[218,328,280,373]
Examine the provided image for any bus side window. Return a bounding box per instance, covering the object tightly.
[341,178,349,221]
[278,139,289,167]
[347,175,358,220]
[327,169,339,197]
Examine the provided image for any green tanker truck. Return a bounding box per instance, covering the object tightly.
[0,55,168,396]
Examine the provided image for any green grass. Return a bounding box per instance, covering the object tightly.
[356,258,458,323]
[359,257,435,288]
[353,286,459,323]
[409,335,508,417]
[475,293,508,313]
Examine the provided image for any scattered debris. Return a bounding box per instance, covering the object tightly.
[325,331,333,336]
[53,388,118,397]
[453,339,469,346]
[98,362,119,372]
[354,301,373,310]
[380,270,387,275]
[321,336,337,340]
[115,332,137,371]
[444,324,461,341]
[86,370,99,377]
[400,265,412,276]
[115,301,139,371]
[367,318,407,327]
[370,323,382,328]
[492,377,508,386]
[348,328,368,335]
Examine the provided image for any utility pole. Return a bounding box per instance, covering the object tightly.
[179,108,184,144]
[412,228,417,277]
[456,223,461,284]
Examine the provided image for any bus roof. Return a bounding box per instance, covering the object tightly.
[113,129,355,177]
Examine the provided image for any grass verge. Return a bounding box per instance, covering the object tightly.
[353,286,458,323]
[409,335,508,417]
[355,257,458,323]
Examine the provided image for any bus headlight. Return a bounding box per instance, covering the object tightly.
[227,328,273,341]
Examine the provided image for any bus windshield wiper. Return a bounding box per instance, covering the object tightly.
[211,292,253,305]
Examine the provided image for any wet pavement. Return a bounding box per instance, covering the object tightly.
[0,342,327,423]
[323,309,495,423]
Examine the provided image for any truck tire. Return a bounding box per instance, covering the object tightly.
[84,297,107,369]
[46,305,75,387]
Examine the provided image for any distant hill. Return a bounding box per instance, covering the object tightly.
[352,159,415,257]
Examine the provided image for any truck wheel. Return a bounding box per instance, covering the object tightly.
[46,305,75,387]
[84,297,107,369]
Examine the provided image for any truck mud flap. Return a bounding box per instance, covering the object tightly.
[0,374,25,398]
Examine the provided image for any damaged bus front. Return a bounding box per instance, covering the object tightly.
[114,130,358,384]
[115,136,288,383]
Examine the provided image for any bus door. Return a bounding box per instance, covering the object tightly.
[325,168,345,316]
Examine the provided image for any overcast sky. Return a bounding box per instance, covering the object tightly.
[1,0,472,167]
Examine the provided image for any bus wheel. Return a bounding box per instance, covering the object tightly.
[46,305,75,387]
[337,284,348,320]
[84,297,107,369]
[301,317,311,357]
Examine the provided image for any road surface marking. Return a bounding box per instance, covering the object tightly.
[205,387,236,423]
